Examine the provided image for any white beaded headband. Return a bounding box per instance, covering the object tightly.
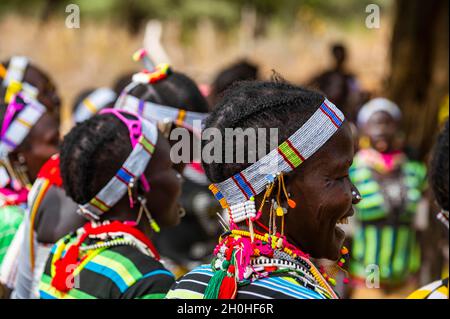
[1,56,39,103]
[0,95,46,188]
[0,96,46,158]
[209,99,345,214]
[115,82,208,132]
[78,116,158,221]
[74,88,117,123]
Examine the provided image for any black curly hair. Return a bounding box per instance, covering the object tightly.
[60,113,133,204]
[430,120,449,211]
[127,71,209,113]
[202,80,325,183]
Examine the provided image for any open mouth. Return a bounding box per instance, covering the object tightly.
[336,217,349,225]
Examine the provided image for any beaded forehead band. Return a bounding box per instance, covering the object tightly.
[0,94,46,187]
[1,56,39,103]
[78,109,158,221]
[209,99,345,224]
[74,88,117,123]
[115,82,208,133]
[0,94,46,158]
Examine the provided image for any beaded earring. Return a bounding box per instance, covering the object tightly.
[137,195,160,233]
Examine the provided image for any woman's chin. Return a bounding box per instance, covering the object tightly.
[327,227,346,260]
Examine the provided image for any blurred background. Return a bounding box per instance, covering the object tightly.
[1,0,447,157]
[1,0,448,298]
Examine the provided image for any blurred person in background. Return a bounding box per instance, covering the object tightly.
[207,59,259,109]
[408,120,448,299]
[0,57,61,298]
[309,43,368,122]
[349,98,428,299]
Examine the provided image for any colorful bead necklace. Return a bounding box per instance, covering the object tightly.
[50,220,159,293]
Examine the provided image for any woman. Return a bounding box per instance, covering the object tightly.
[11,154,84,299]
[0,56,60,296]
[408,121,448,299]
[115,51,216,275]
[167,80,361,299]
[39,109,183,299]
[349,98,427,298]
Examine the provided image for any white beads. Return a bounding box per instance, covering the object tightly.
[230,199,257,223]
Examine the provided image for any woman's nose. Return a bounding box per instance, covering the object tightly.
[351,185,362,205]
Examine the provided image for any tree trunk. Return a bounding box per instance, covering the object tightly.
[389,0,449,283]
[388,0,448,159]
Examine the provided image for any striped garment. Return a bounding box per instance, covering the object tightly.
[349,151,427,284]
[166,265,328,299]
[407,278,449,299]
[0,205,24,266]
[39,237,175,299]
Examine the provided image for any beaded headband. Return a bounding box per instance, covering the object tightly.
[73,88,117,123]
[115,84,208,133]
[209,99,345,224]
[78,110,158,221]
[1,56,39,103]
[0,94,46,187]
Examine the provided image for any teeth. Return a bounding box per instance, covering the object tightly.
[337,217,349,225]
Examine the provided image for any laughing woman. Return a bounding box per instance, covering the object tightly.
[166,80,361,299]
[39,109,183,299]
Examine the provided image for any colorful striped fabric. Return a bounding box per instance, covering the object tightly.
[166,265,329,300]
[0,205,24,266]
[350,224,421,283]
[39,235,175,299]
[407,278,449,299]
[349,151,427,284]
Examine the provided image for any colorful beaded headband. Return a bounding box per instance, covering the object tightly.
[132,64,172,84]
[209,99,345,224]
[0,94,46,158]
[0,94,46,187]
[1,56,38,103]
[78,110,158,221]
[73,88,118,123]
[132,48,171,84]
[115,84,208,133]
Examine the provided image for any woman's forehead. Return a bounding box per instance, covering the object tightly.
[313,123,353,166]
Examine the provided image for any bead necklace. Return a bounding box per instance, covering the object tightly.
[208,228,346,299]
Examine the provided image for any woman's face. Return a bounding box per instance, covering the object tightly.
[363,111,398,153]
[281,122,359,261]
[143,134,183,229]
[16,113,60,182]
